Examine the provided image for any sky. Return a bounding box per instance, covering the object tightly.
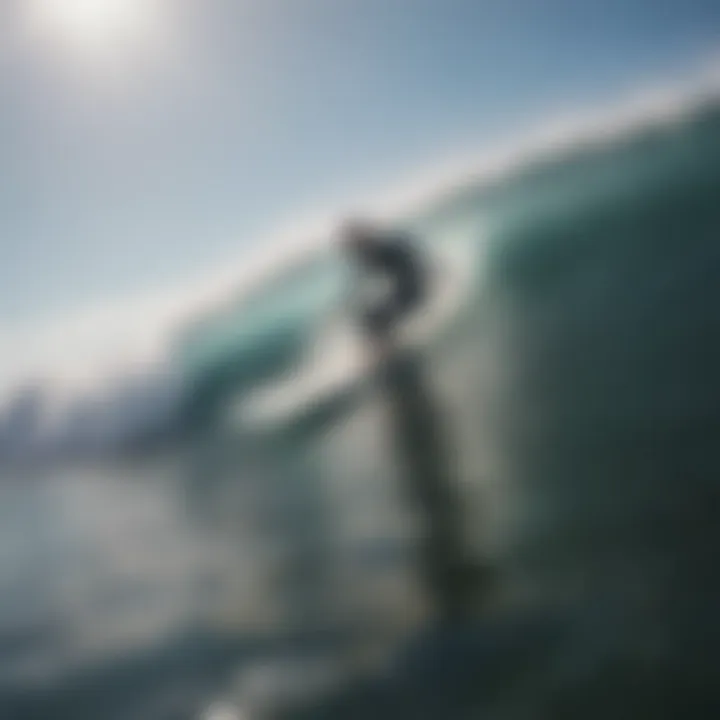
[1,0,719,328]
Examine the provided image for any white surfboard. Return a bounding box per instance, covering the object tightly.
[233,232,478,432]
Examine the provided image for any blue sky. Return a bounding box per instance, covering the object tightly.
[1,0,719,325]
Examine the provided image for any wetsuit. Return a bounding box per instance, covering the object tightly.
[354,234,426,341]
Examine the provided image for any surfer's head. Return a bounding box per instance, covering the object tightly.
[340,218,380,259]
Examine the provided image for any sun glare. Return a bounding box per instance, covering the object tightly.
[28,0,164,59]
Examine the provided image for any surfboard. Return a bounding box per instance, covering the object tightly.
[232,233,478,433]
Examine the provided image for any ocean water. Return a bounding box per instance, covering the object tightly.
[2,90,720,718]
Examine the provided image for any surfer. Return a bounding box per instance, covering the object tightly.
[341,220,491,623]
[341,219,427,356]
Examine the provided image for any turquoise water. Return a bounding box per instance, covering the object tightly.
[2,96,720,718]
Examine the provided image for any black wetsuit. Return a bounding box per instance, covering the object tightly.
[355,234,426,341]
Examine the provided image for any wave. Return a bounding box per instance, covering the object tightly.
[2,67,719,460]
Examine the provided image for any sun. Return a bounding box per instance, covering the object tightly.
[27,0,164,59]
